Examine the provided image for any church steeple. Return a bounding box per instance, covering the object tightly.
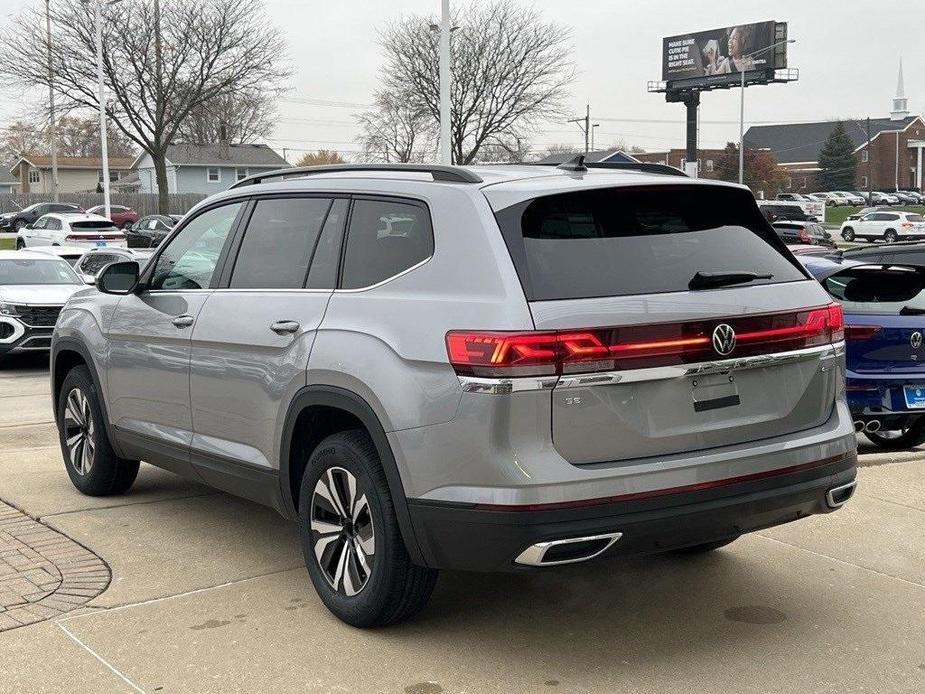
[891,57,910,120]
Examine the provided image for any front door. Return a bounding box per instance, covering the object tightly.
[107,201,244,475]
[189,197,346,504]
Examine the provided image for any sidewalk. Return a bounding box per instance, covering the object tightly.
[1,356,923,693]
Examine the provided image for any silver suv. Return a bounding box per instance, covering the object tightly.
[51,163,858,627]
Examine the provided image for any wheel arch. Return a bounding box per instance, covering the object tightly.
[279,385,426,566]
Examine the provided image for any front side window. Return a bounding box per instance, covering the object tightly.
[207,167,220,183]
[340,199,434,289]
[149,203,241,290]
[32,217,47,229]
[229,197,331,289]
[46,218,61,231]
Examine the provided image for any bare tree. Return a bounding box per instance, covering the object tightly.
[0,115,135,161]
[0,121,44,163]
[357,93,435,163]
[0,0,288,212]
[295,150,346,166]
[177,88,279,144]
[364,0,574,164]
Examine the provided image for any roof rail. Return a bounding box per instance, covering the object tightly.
[229,163,483,189]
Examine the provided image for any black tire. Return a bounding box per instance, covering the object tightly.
[865,419,925,450]
[841,227,855,242]
[298,429,438,627]
[671,536,739,555]
[15,238,25,250]
[884,229,898,243]
[56,365,139,496]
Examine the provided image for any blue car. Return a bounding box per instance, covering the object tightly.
[801,255,925,449]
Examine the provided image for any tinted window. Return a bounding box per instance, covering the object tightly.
[71,221,118,231]
[907,214,924,223]
[79,253,118,275]
[824,267,925,315]
[307,199,348,289]
[229,198,331,289]
[492,186,806,301]
[46,218,61,230]
[150,203,241,290]
[341,199,433,289]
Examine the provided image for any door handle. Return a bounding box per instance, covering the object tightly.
[172,314,195,328]
[270,320,300,335]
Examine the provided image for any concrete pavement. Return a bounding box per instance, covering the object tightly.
[0,353,923,693]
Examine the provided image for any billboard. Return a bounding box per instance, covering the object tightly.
[662,21,787,90]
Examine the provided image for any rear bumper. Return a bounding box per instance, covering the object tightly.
[408,453,857,572]
[847,373,925,417]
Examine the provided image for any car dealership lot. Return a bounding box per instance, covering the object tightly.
[0,354,923,694]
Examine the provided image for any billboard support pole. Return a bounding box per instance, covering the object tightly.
[738,68,746,185]
[683,92,699,178]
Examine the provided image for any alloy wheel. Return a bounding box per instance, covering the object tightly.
[310,467,376,597]
[63,388,95,475]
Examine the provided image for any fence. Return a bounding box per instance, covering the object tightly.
[0,192,206,216]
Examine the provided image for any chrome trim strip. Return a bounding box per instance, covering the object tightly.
[0,317,25,344]
[515,532,623,567]
[825,479,857,508]
[459,375,559,394]
[333,255,433,293]
[557,342,843,389]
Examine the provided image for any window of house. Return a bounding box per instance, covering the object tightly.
[680,158,686,169]
[785,177,792,190]
[235,168,248,182]
[705,160,714,172]
[98,170,104,182]
[861,150,869,163]
[861,175,868,188]
[800,178,807,189]
[28,170,40,184]
[207,167,221,183]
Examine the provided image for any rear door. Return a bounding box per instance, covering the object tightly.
[488,184,841,464]
[188,196,346,502]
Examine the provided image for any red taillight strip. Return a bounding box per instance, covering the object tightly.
[472,454,850,512]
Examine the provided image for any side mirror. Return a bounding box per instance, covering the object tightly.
[96,261,139,295]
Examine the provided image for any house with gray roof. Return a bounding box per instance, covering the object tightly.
[533,148,640,166]
[132,142,290,195]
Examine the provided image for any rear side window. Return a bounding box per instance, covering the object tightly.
[907,214,924,223]
[230,197,332,289]
[824,266,925,315]
[492,186,806,301]
[340,199,433,289]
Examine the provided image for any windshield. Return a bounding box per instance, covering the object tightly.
[0,258,82,285]
[824,266,925,315]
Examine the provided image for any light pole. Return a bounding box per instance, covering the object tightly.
[438,0,451,165]
[739,38,795,185]
[83,0,120,218]
[45,0,59,201]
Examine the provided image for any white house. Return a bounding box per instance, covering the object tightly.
[133,142,290,195]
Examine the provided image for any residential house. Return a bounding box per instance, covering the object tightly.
[634,148,729,176]
[533,149,640,165]
[133,142,289,195]
[10,155,134,194]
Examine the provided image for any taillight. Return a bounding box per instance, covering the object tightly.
[447,303,846,377]
[845,324,882,340]
[902,222,914,229]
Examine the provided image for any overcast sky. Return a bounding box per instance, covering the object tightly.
[1,0,923,160]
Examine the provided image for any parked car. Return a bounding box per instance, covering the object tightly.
[845,206,892,222]
[776,193,812,202]
[841,241,925,267]
[28,246,86,266]
[16,213,127,250]
[786,244,838,258]
[839,211,925,242]
[873,192,900,205]
[125,214,179,248]
[772,221,836,248]
[832,191,865,206]
[757,201,817,223]
[73,247,154,284]
[85,205,139,229]
[0,250,85,355]
[899,190,924,204]
[51,163,857,627]
[0,202,82,231]
[802,255,925,449]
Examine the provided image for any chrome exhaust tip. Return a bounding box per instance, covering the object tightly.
[514,532,623,567]
[826,480,857,508]
[853,420,865,433]
[865,420,881,433]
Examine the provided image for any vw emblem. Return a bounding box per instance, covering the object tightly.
[912,331,923,349]
[712,324,737,356]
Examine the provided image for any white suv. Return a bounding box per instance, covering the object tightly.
[840,211,925,242]
[16,213,126,250]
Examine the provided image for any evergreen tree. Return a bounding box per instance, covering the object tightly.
[816,122,857,191]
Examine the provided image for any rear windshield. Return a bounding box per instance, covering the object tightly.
[824,266,925,315]
[491,186,806,301]
[71,221,118,231]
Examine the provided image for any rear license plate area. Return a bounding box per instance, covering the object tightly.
[903,385,925,409]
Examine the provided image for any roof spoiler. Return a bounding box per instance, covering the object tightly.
[544,158,687,177]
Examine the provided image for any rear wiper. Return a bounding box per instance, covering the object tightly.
[900,306,925,315]
[688,271,774,290]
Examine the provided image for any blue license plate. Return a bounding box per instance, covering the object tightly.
[95,241,107,247]
[903,386,925,409]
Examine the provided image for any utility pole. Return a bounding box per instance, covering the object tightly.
[866,117,872,202]
[45,0,59,201]
[90,0,111,219]
[568,104,591,155]
[438,0,452,165]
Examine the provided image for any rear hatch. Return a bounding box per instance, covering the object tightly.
[487,183,842,464]
[821,263,925,374]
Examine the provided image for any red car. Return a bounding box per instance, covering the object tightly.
[85,205,139,229]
